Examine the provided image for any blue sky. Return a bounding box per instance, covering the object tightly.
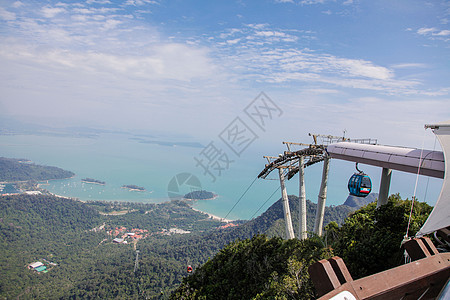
[0,0,449,149]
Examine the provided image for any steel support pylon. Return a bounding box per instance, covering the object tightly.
[279,168,295,239]
[299,156,308,240]
[314,155,330,236]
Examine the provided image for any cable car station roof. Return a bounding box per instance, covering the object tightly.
[326,142,444,179]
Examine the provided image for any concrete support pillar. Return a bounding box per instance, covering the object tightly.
[378,168,392,207]
[279,168,295,239]
[314,155,330,236]
[299,156,308,240]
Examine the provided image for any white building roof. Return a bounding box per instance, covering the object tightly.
[29,261,44,269]
[327,142,444,178]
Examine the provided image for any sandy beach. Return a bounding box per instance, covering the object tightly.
[191,207,233,223]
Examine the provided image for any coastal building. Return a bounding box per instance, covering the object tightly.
[28,262,44,269]
[24,191,42,195]
[35,266,48,273]
[28,262,48,273]
[169,228,191,234]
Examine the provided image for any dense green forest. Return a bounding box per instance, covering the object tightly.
[0,194,225,299]
[0,157,74,182]
[171,235,333,300]
[172,194,433,299]
[0,192,432,299]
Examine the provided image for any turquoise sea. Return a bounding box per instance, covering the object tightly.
[0,133,442,220]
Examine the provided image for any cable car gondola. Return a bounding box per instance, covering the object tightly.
[348,163,372,197]
[187,265,193,273]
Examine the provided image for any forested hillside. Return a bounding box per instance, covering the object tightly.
[172,194,433,299]
[1,191,428,299]
[223,193,377,241]
[171,235,333,299]
[0,157,74,182]
[0,194,225,299]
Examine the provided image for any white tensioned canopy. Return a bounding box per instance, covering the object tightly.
[418,121,450,236]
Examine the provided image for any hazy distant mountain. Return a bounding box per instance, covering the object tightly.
[343,193,378,208]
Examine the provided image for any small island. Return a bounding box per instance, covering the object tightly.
[81,178,106,185]
[183,190,217,201]
[121,184,146,192]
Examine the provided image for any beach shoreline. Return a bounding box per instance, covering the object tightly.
[191,207,233,223]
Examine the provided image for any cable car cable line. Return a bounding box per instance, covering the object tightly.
[249,186,281,220]
[223,176,258,220]
[406,129,427,239]
[423,135,437,204]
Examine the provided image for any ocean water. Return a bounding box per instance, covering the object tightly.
[0,133,442,220]
[0,183,20,194]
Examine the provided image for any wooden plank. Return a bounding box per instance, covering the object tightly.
[329,257,353,285]
[403,238,432,261]
[315,253,450,300]
[309,259,342,297]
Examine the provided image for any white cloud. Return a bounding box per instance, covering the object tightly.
[246,23,268,30]
[300,0,326,4]
[435,30,450,36]
[12,1,24,8]
[226,38,241,45]
[255,30,287,37]
[102,19,123,30]
[125,0,158,6]
[0,41,216,82]
[73,8,95,14]
[391,63,428,69]
[86,0,112,4]
[0,7,16,20]
[41,6,66,18]
[303,88,340,94]
[330,57,393,80]
[417,27,434,35]
[417,27,450,41]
